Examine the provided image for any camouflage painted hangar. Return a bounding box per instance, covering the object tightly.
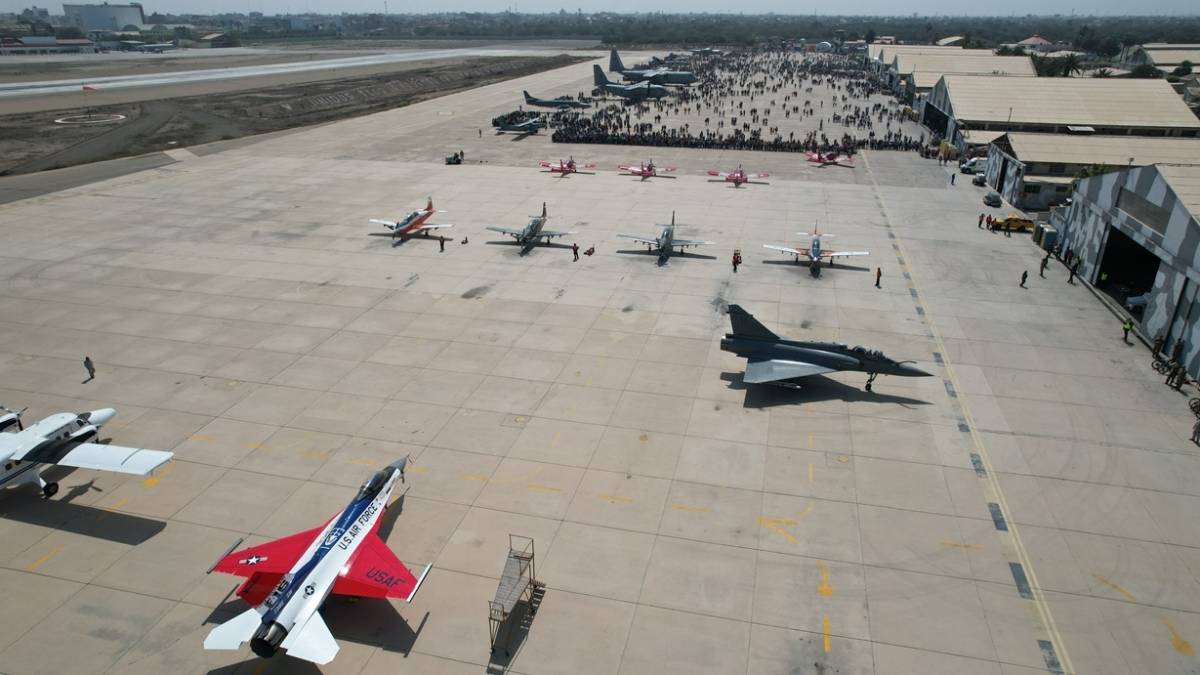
[1053,163,1200,374]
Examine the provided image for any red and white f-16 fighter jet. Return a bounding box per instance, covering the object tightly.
[805,151,855,168]
[618,160,678,180]
[539,157,597,176]
[763,225,870,278]
[369,198,452,241]
[205,458,430,665]
[706,165,770,187]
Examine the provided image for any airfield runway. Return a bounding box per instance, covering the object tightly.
[1,55,1198,675]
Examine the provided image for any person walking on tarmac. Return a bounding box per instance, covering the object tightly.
[732,249,742,273]
[1020,271,1028,288]
[1122,318,1134,344]
[1039,255,1049,278]
[572,243,580,262]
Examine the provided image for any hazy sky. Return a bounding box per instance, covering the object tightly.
[4,0,1197,17]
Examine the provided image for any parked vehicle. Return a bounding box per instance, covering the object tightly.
[972,173,987,186]
[984,191,1002,207]
[960,157,986,174]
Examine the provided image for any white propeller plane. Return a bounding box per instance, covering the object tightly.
[763,225,869,277]
[0,406,174,498]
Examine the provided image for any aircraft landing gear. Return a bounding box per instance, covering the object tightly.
[865,372,878,392]
[810,264,821,278]
[42,481,58,498]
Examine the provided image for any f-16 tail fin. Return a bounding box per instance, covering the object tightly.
[593,64,609,86]
[204,608,262,651]
[727,305,778,340]
[281,612,339,665]
[609,48,626,73]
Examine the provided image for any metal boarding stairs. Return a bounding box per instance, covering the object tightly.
[488,534,544,657]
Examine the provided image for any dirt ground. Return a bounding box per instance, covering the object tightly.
[0,54,586,175]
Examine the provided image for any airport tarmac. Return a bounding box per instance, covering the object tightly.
[1,55,1198,675]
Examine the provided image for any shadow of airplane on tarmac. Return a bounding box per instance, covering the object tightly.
[0,486,165,545]
[761,259,872,273]
[720,371,931,409]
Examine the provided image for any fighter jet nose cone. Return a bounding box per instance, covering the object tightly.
[89,407,117,426]
[900,364,932,377]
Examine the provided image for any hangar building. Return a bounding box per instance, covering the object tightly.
[1053,164,1200,375]
[984,133,1200,210]
[922,76,1200,153]
[63,2,146,31]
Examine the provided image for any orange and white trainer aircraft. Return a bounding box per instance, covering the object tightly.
[806,151,855,168]
[539,157,597,176]
[618,160,678,180]
[706,165,770,187]
[369,198,452,241]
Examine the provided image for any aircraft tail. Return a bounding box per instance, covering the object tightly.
[281,612,339,665]
[609,48,626,73]
[523,90,535,104]
[542,202,548,218]
[204,608,262,651]
[593,64,609,86]
[727,305,779,340]
[426,197,433,212]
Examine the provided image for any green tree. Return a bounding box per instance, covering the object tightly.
[865,28,876,44]
[1092,68,1113,78]
[1172,61,1194,77]
[1060,54,1083,77]
[1130,64,1164,79]
[54,25,85,39]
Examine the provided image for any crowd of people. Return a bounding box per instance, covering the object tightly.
[549,49,934,156]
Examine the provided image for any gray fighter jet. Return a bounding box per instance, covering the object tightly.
[487,203,576,255]
[609,49,697,85]
[523,90,589,109]
[617,211,713,264]
[720,305,931,391]
[495,117,547,135]
[593,65,669,101]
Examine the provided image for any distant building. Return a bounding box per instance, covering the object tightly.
[922,75,1200,153]
[936,36,965,47]
[984,132,1200,210]
[1052,163,1200,378]
[197,32,237,48]
[886,51,1035,102]
[1121,43,1200,74]
[0,35,96,54]
[63,3,146,31]
[1017,35,1054,52]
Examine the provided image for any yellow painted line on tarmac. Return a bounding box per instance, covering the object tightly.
[406,465,430,475]
[461,473,489,481]
[599,494,634,504]
[822,616,831,653]
[942,541,983,551]
[758,516,800,545]
[26,544,64,572]
[1093,574,1137,603]
[1163,617,1195,655]
[808,462,814,484]
[817,561,833,597]
[96,498,129,521]
[527,484,562,494]
[864,155,1076,675]
[671,503,708,513]
[241,441,267,451]
[300,450,330,460]
[143,460,175,487]
[189,433,214,443]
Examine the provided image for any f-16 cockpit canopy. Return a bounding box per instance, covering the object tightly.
[850,346,886,360]
[356,469,390,502]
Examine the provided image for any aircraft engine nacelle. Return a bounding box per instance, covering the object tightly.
[250,622,288,658]
[67,425,99,443]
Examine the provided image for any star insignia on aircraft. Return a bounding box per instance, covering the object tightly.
[239,555,268,565]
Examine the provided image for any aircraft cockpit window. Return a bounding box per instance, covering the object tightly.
[357,470,388,500]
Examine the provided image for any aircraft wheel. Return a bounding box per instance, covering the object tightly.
[810,265,821,278]
[42,482,59,498]
[864,383,872,392]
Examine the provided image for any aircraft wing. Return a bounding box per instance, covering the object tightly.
[414,224,452,231]
[672,238,713,248]
[764,244,809,257]
[617,234,660,246]
[706,170,726,177]
[822,250,870,259]
[8,436,173,476]
[537,229,575,239]
[486,226,523,236]
[213,525,327,578]
[744,359,836,384]
[368,219,399,230]
[331,534,430,602]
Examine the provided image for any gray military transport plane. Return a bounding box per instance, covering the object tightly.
[721,305,931,391]
[0,406,174,497]
[609,49,698,85]
[205,458,429,665]
[593,65,669,101]
[617,211,714,264]
[523,90,589,109]
[487,202,576,254]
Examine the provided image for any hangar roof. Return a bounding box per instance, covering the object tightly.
[1158,164,1200,214]
[894,52,1034,77]
[939,75,1200,129]
[1000,132,1200,167]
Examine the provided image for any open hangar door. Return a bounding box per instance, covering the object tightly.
[1095,226,1162,318]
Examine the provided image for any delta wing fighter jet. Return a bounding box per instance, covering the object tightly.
[523,90,589,109]
[593,65,669,101]
[617,211,713,264]
[721,305,931,391]
[205,459,430,665]
[0,406,173,498]
[369,198,452,241]
[609,49,698,85]
[487,203,576,254]
[763,225,868,277]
